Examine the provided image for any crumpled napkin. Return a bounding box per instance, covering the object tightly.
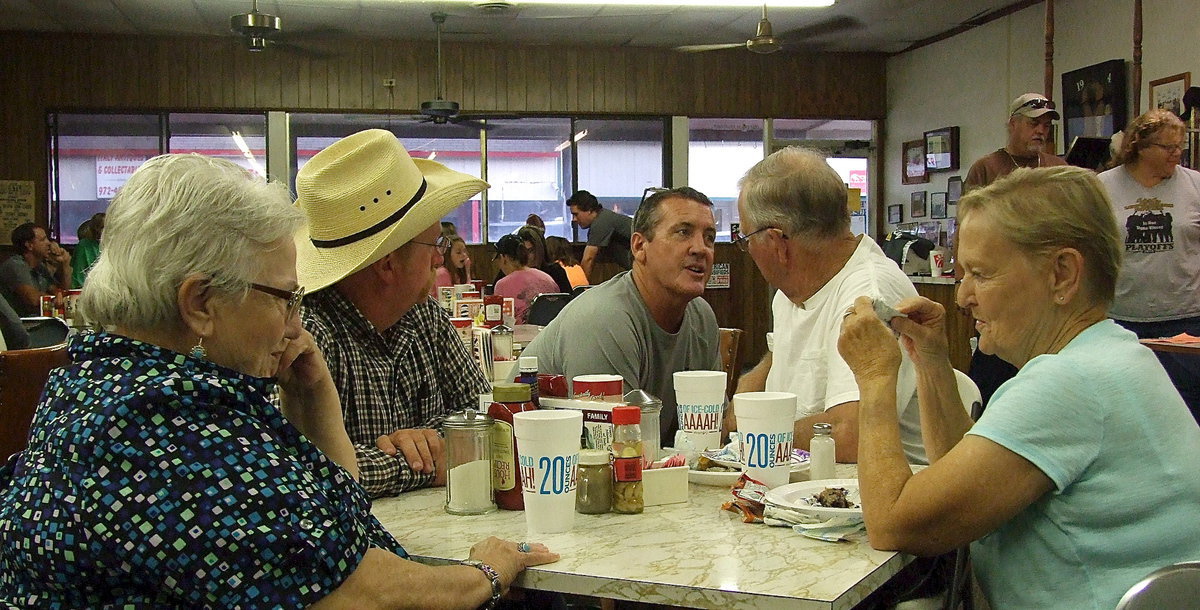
[763,503,865,542]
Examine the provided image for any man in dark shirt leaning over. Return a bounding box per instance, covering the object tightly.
[568,189,633,278]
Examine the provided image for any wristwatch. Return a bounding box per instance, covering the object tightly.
[460,559,502,609]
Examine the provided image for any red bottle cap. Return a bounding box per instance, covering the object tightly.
[611,405,640,425]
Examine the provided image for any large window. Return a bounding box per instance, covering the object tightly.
[484,118,572,241]
[688,118,764,239]
[169,113,267,178]
[49,113,268,243]
[51,113,160,243]
[575,118,665,238]
[773,119,874,236]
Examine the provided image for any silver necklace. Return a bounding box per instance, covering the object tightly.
[1004,149,1041,170]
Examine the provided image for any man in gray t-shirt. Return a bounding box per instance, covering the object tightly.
[568,190,632,277]
[527,187,720,440]
[0,222,72,316]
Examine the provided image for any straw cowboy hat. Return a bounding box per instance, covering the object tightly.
[295,129,487,292]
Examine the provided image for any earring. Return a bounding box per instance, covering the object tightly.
[190,337,207,360]
[1057,295,1065,303]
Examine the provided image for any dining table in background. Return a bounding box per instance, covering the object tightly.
[1138,337,1200,355]
[371,463,915,610]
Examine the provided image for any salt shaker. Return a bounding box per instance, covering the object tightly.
[809,422,836,480]
[443,409,497,515]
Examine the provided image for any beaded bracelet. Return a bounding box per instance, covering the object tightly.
[460,559,502,610]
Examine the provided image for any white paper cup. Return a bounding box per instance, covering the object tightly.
[513,410,583,534]
[930,250,946,277]
[733,391,796,488]
[673,370,727,450]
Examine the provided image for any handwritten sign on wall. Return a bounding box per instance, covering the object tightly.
[0,180,35,241]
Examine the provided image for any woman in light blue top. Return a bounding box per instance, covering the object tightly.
[839,166,1200,609]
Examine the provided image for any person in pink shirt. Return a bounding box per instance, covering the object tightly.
[430,235,472,296]
[492,234,558,324]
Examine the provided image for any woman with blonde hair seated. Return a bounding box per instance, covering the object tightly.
[0,153,555,607]
[838,166,1200,608]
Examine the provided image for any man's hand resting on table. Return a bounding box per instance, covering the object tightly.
[376,428,447,486]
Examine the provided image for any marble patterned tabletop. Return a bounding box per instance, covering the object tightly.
[371,463,914,609]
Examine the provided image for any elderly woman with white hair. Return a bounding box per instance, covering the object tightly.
[0,154,555,607]
[838,166,1200,608]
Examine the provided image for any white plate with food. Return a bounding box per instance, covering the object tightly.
[763,479,863,518]
[687,450,811,486]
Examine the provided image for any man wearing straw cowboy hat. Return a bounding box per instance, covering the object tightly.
[295,129,492,499]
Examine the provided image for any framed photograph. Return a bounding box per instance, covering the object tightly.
[923,126,960,172]
[1062,59,1128,152]
[910,191,927,218]
[902,139,928,185]
[1150,72,1191,117]
[946,175,963,204]
[930,192,948,219]
[887,204,902,224]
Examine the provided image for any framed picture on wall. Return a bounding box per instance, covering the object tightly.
[946,175,963,204]
[887,204,902,224]
[903,139,929,185]
[1062,59,1128,151]
[1150,72,1191,116]
[923,127,960,171]
[910,191,927,218]
[930,192,948,219]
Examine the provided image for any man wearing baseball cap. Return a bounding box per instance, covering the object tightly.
[294,129,492,498]
[964,93,1067,191]
[962,94,1068,412]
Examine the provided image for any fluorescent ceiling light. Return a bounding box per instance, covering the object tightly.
[509,0,835,6]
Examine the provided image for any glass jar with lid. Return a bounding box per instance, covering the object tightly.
[575,449,613,514]
[443,409,497,515]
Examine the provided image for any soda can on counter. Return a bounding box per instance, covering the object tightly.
[40,294,57,318]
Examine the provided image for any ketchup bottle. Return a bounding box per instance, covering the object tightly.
[488,382,537,510]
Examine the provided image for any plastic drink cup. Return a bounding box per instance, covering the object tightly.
[673,371,727,450]
[733,391,796,488]
[513,410,583,534]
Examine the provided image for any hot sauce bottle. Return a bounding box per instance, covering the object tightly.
[488,382,537,510]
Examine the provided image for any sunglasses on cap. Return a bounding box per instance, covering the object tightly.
[1012,98,1056,115]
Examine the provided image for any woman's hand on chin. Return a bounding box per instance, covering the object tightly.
[275,329,333,395]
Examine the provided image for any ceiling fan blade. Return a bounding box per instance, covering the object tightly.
[673,43,746,53]
[777,15,864,42]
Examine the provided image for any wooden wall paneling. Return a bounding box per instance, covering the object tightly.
[232,46,257,108]
[524,47,550,112]
[547,47,569,113]
[280,49,301,109]
[256,51,285,108]
[501,48,522,111]
[605,50,629,112]
[153,40,174,108]
[576,49,595,113]
[560,48,579,112]
[392,43,419,112]
[444,45,467,112]
[311,56,331,109]
[467,44,496,112]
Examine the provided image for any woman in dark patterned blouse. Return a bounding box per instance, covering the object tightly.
[0,154,556,608]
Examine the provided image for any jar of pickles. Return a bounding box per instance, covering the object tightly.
[610,405,644,514]
[575,450,613,514]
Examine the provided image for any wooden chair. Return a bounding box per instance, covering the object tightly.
[718,328,744,400]
[0,343,70,459]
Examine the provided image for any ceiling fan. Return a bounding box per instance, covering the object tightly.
[674,5,862,55]
[414,13,519,130]
[229,0,337,58]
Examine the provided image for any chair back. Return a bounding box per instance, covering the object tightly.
[570,285,593,299]
[0,343,70,459]
[526,293,572,326]
[953,369,983,418]
[718,328,744,400]
[21,317,70,348]
[1116,561,1200,610]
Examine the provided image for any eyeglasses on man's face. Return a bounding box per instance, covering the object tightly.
[411,235,452,256]
[249,283,306,319]
[733,226,785,252]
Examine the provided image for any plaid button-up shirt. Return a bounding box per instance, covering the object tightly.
[303,289,490,498]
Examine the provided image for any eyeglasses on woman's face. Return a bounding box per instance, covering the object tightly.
[249,283,306,319]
